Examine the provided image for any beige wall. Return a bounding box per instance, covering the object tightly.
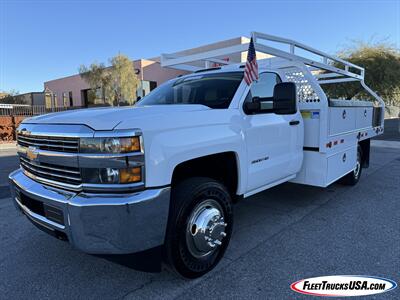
[162,36,273,69]
[240,37,274,62]
[44,74,90,107]
[170,37,244,67]
[138,59,187,86]
[0,92,9,99]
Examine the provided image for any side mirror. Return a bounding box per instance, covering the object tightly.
[243,82,297,115]
[273,82,297,115]
[243,101,260,114]
[244,96,274,114]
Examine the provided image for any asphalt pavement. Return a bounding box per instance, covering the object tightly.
[0,120,399,299]
[374,118,400,141]
[0,149,17,199]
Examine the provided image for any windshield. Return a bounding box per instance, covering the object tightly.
[137,72,243,109]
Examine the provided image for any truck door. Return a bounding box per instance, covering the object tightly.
[242,72,303,192]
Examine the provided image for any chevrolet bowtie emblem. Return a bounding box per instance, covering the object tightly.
[27,146,39,161]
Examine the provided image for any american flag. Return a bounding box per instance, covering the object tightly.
[244,37,258,85]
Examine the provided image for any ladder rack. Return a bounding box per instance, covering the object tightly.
[160,31,365,83]
[160,32,384,123]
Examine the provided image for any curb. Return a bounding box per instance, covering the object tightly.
[0,143,17,151]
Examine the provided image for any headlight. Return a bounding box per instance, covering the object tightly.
[79,133,144,188]
[82,167,142,184]
[80,136,141,153]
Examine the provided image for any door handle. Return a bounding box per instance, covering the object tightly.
[289,120,300,126]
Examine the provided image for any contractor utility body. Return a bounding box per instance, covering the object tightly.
[9,32,384,278]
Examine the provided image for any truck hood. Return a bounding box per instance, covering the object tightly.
[23,105,210,130]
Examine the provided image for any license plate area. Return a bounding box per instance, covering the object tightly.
[16,189,65,226]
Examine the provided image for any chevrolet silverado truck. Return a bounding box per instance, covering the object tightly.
[9,32,384,278]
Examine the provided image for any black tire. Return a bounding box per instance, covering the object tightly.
[339,146,362,186]
[164,177,233,279]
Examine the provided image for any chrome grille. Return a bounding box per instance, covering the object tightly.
[17,134,79,153]
[20,156,82,186]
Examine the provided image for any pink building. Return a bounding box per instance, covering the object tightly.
[44,59,184,108]
[44,36,265,108]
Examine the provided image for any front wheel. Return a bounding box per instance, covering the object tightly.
[339,146,362,186]
[164,177,233,278]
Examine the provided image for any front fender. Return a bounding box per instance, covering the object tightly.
[144,123,247,194]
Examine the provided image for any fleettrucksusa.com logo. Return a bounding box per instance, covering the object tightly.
[291,275,397,297]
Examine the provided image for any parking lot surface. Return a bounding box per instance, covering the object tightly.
[0,125,399,299]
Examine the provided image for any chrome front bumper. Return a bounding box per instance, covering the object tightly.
[9,169,170,254]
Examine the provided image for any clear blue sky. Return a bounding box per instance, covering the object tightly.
[1,0,399,93]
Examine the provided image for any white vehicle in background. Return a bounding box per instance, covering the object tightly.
[9,32,384,278]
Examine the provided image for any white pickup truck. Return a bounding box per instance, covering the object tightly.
[9,32,384,278]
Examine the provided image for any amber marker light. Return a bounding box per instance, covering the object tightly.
[120,137,141,153]
[119,167,142,183]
